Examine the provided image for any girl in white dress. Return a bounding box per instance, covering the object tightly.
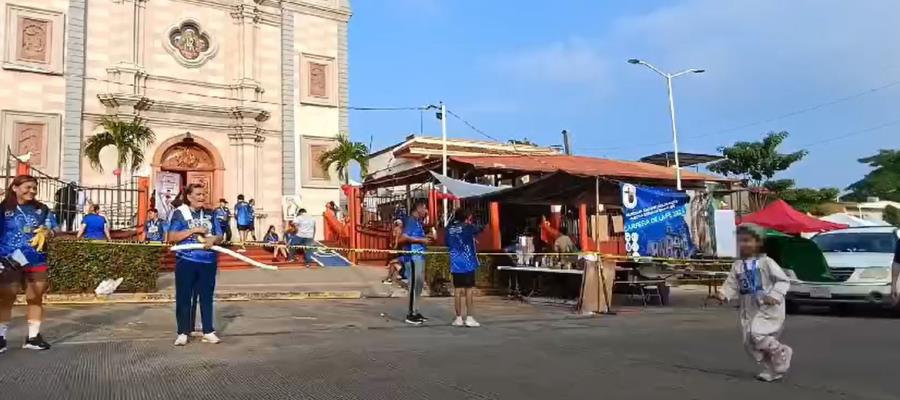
[717,223,794,382]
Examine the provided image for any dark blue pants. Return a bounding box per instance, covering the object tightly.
[175,259,217,335]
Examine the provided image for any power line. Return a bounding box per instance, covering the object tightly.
[798,119,900,148]
[580,77,900,152]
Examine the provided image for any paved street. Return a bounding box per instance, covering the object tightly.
[1,295,898,399]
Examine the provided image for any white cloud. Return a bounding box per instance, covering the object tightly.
[491,37,609,85]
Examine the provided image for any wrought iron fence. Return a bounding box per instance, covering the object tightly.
[5,148,141,232]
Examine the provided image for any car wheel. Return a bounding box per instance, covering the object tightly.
[785,300,799,315]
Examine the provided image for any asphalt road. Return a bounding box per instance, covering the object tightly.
[0,297,898,399]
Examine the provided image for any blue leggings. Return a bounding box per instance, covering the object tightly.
[175,259,217,335]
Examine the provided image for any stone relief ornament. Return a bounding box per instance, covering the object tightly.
[309,62,328,98]
[17,17,50,63]
[163,20,217,67]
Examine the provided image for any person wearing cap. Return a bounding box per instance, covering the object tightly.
[213,198,232,244]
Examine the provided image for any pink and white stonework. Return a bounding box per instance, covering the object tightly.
[0,0,351,239]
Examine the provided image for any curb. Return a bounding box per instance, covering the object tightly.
[15,290,363,305]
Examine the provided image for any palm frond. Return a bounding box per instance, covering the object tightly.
[84,116,156,173]
[316,134,370,184]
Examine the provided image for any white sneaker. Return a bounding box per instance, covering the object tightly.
[173,334,188,346]
[201,332,221,344]
[464,316,481,327]
[452,317,465,327]
[756,370,783,382]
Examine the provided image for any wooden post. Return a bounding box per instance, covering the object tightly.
[489,201,501,250]
[137,177,150,237]
[579,203,590,251]
[348,186,360,264]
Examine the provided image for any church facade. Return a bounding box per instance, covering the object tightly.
[0,0,350,235]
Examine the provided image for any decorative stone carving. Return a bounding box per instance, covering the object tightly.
[160,144,214,170]
[17,17,50,64]
[308,62,327,98]
[163,20,217,68]
[299,53,337,107]
[309,144,328,180]
[14,122,45,166]
[3,5,64,74]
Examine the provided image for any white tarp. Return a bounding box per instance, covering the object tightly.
[820,213,887,227]
[429,171,507,198]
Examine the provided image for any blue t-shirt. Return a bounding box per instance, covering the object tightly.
[403,216,426,262]
[235,202,252,226]
[82,213,107,240]
[168,208,223,264]
[0,204,57,266]
[213,206,231,228]
[144,218,166,242]
[446,221,483,274]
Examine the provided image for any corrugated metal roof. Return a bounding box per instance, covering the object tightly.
[449,155,729,182]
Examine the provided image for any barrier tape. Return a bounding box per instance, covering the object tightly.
[53,239,734,268]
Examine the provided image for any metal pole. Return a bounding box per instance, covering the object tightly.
[665,75,683,191]
[440,101,448,224]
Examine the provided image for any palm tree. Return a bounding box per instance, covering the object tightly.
[84,117,156,227]
[317,134,369,184]
[84,116,156,177]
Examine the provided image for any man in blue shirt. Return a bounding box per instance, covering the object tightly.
[213,199,232,244]
[234,194,252,251]
[446,208,485,327]
[400,200,433,325]
[77,204,110,241]
[143,208,166,242]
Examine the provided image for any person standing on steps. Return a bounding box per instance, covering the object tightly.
[0,175,58,352]
[293,209,317,268]
[446,208,485,328]
[234,195,252,252]
[247,199,258,242]
[77,204,110,241]
[214,199,232,244]
[168,184,224,346]
[400,200,433,325]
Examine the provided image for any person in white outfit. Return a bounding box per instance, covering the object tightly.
[717,223,793,382]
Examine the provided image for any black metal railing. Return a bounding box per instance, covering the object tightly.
[5,148,141,232]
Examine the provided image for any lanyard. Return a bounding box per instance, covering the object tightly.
[16,205,37,232]
[743,258,760,296]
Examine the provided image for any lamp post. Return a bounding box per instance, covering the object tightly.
[627,59,705,191]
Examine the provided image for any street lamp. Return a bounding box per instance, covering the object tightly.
[628,58,705,190]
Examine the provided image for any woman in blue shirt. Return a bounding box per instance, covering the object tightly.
[167,183,223,346]
[0,175,58,352]
[446,208,485,328]
[77,203,110,241]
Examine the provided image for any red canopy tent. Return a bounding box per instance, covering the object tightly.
[738,199,848,235]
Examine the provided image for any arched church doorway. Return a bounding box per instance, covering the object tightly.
[152,133,224,209]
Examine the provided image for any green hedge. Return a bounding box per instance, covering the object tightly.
[425,247,497,296]
[47,240,161,293]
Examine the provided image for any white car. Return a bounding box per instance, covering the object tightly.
[786,226,899,312]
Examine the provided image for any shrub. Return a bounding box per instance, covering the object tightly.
[424,247,497,296]
[47,240,161,293]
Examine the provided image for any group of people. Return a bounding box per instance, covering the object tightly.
[262,207,318,267]
[0,174,800,382]
[382,200,485,327]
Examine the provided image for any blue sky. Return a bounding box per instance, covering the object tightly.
[347,0,900,189]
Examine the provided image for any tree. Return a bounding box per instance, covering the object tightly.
[884,205,900,227]
[708,131,807,187]
[763,180,840,215]
[84,116,156,178]
[317,134,369,184]
[844,150,900,202]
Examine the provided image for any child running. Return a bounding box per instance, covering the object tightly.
[717,223,793,382]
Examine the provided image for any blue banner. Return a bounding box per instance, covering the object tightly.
[620,183,694,259]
